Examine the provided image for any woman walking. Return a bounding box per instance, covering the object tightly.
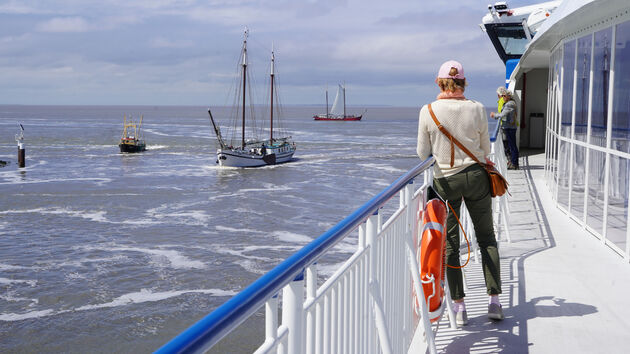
[416,60,503,325]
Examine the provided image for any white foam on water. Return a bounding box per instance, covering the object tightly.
[215,225,265,234]
[0,309,54,321]
[106,246,206,269]
[357,163,406,174]
[235,259,266,274]
[0,207,109,223]
[0,278,36,286]
[143,128,179,137]
[0,294,38,304]
[272,231,312,244]
[232,207,267,216]
[74,288,236,311]
[237,183,293,193]
[146,144,168,150]
[0,288,237,322]
[0,176,112,186]
[0,263,29,271]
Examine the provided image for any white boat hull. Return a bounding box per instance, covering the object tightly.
[217,143,295,167]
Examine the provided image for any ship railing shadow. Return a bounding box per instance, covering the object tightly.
[437,154,599,353]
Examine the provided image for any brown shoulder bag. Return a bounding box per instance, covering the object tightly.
[427,104,509,198]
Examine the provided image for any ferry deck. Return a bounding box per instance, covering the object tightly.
[431,151,630,353]
[158,1,630,352]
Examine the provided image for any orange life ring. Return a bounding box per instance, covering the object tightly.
[420,198,447,321]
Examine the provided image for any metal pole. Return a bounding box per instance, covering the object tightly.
[282,272,304,354]
[16,124,25,168]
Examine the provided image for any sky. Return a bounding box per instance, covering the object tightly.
[0,0,536,107]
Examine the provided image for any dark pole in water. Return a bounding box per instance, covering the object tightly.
[16,124,25,168]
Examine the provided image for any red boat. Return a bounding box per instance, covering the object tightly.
[313,114,362,121]
[314,83,364,121]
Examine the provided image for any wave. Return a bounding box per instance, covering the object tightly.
[80,245,206,270]
[0,288,236,322]
[0,207,108,223]
[0,277,36,286]
[357,163,407,174]
[215,225,265,234]
[271,230,312,244]
[0,176,112,186]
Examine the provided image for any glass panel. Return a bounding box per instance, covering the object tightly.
[551,48,563,186]
[587,149,606,235]
[493,24,530,56]
[575,35,591,142]
[571,145,586,218]
[557,139,570,208]
[561,40,576,138]
[590,28,612,147]
[570,36,591,217]
[606,154,628,251]
[607,20,630,251]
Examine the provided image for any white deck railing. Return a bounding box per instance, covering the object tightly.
[157,126,509,354]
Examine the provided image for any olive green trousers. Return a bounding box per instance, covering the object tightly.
[433,164,502,300]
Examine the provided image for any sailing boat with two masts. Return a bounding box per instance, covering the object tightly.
[313,83,364,121]
[208,29,296,167]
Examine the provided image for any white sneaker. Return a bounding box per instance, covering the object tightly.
[455,309,468,326]
[488,303,504,320]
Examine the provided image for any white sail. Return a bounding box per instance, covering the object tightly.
[330,84,344,116]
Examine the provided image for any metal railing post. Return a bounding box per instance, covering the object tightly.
[366,212,378,354]
[282,271,304,354]
[305,265,317,354]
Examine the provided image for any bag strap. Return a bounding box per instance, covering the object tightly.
[427,103,483,167]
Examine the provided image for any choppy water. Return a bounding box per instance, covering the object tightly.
[0,105,430,353]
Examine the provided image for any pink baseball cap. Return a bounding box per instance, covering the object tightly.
[437,60,465,79]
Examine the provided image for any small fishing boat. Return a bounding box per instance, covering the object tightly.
[208,29,296,167]
[119,114,146,153]
[313,83,364,121]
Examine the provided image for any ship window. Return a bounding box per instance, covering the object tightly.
[575,35,592,140]
[561,39,576,138]
[608,20,630,251]
[495,25,529,55]
[590,27,612,148]
[612,20,630,154]
[484,23,530,62]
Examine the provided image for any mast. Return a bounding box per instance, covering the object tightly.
[138,114,143,140]
[326,84,329,118]
[343,82,347,118]
[241,28,248,149]
[270,44,274,142]
[122,114,127,139]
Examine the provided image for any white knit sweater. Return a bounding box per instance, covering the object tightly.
[416,99,490,178]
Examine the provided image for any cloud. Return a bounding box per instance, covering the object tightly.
[0,0,528,105]
[37,17,90,32]
[150,37,194,48]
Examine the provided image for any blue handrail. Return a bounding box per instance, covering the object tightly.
[156,156,436,353]
[490,118,501,142]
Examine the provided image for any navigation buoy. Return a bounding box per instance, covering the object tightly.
[16,124,25,168]
[420,198,447,321]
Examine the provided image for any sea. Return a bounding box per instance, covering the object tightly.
[0,104,451,353]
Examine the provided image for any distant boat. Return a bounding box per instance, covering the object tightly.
[208,28,296,168]
[313,83,364,121]
[119,114,146,153]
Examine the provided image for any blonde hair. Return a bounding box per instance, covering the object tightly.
[437,77,467,92]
